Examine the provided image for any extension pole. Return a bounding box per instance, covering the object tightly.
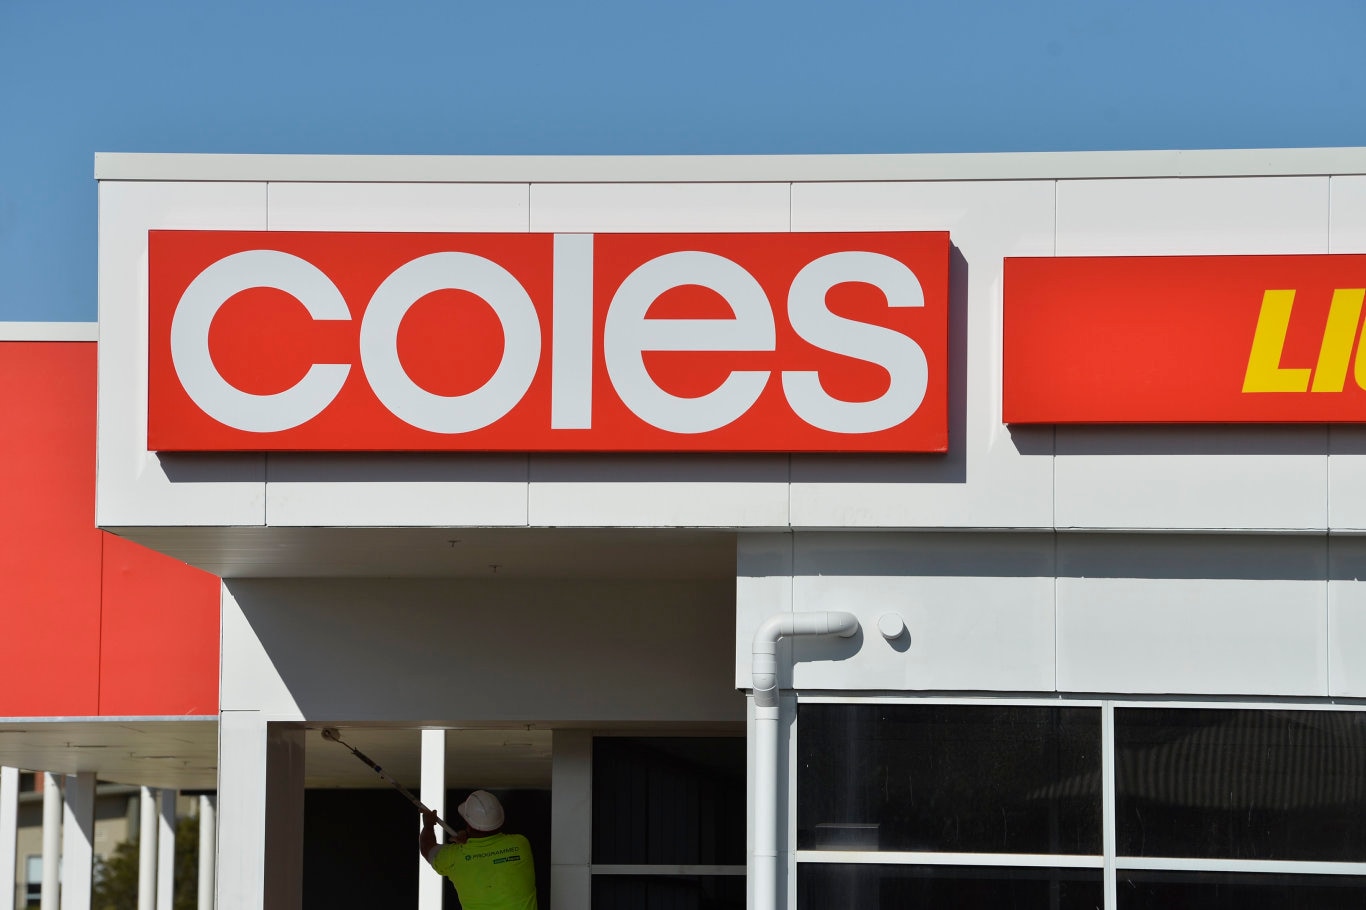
[320,729,462,840]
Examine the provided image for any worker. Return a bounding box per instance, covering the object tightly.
[420,790,539,910]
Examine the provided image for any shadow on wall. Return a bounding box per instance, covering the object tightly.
[764,530,1359,582]
[227,577,743,723]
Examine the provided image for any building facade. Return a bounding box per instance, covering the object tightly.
[6,147,1366,909]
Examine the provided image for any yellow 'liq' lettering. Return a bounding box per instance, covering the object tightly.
[1243,289,1311,393]
[1311,288,1366,392]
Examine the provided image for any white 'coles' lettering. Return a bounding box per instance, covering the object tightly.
[168,235,931,436]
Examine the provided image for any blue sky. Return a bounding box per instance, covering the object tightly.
[3,0,1365,323]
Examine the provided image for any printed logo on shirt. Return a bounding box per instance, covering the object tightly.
[466,846,520,861]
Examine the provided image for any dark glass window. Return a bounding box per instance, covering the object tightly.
[592,737,745,866]
[1115,708,1366,861]
[798,864,1104,910]
[797,704,1101,854]
[591,875,744,910]
[1118,869,1366,910]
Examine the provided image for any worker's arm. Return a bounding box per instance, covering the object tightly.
[420,810,467,864]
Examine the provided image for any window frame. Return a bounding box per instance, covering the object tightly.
[794,695,1366,909]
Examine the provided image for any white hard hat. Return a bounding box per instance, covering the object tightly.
[457,790,505,831]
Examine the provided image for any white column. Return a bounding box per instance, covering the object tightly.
[40,773,60,910]
[0,767,18,910]
[197,796,216,910]
[216,713,304,910]
[551,730,592,910]
[418,730,446,910]
[61,772,96,910]
[138,788,158,910]
[157,789,176,910]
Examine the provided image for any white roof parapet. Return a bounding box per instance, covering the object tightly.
[94,147,1366,184]
[0,322,98,342]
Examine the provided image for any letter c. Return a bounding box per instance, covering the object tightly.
[170,250,352,432]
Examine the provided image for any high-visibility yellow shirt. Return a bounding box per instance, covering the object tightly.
[431,833,538,910]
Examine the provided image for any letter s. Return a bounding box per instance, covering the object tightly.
[170,250,351,432]
[782,252,929,433]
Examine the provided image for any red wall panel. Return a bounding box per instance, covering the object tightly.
[0,339,220,717]
[0,342,103,715]
[98,534,219,715]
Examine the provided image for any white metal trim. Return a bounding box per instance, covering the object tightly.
[1115,856,1366,876]
[1109,699,1366,711]
[794,851,1104,868]
[590,865,747,876]
[795,695,1366,711]
[0,323,98,342]
[796,695,1104,707]
[1102,702,1117,909]
[94,148,1366,184]
[0,716,217,724]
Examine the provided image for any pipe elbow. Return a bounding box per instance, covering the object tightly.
[750,611,861,709]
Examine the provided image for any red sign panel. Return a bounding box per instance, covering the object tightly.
[148,231,949,451]
[1004,254,1366,423]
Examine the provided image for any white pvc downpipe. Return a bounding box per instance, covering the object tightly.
[752,611,859,910]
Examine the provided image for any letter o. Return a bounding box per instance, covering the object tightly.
[359,252,541,434]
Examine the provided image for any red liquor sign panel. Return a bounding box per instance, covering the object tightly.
[148,231,950,451]
[1004,254,1366,423]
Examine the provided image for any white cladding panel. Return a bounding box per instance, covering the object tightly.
[788,180,1056,529]
[528,182,790,233]
[1055,535,1329,696]
[1054,176,1330,256]
[1329,539,1366,697]
[266,454,530,527]
[1328,176,1366,530]
[96,180,268,528]
[266,181,530,232]
[528,454,791,527]
[1055,426,1329,532]
[1053,175,1333,533]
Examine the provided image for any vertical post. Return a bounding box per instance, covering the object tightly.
[0,767,18,910]
[217,714,304,910]
[139,788,158,910]
[551,730,592,910]
[40,773,60,910]
[418,730,446,910]
[197,795,216,910]
[61,772,96,910]
[157,790,176,910]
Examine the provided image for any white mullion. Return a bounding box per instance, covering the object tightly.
[1116,856,1366,876]
[793,851,1103,868]
[1101,698,1366,712]
[590,865,747,876]
[1102,701,1116,910]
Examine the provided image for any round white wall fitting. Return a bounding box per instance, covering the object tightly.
[877,612,906,641]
